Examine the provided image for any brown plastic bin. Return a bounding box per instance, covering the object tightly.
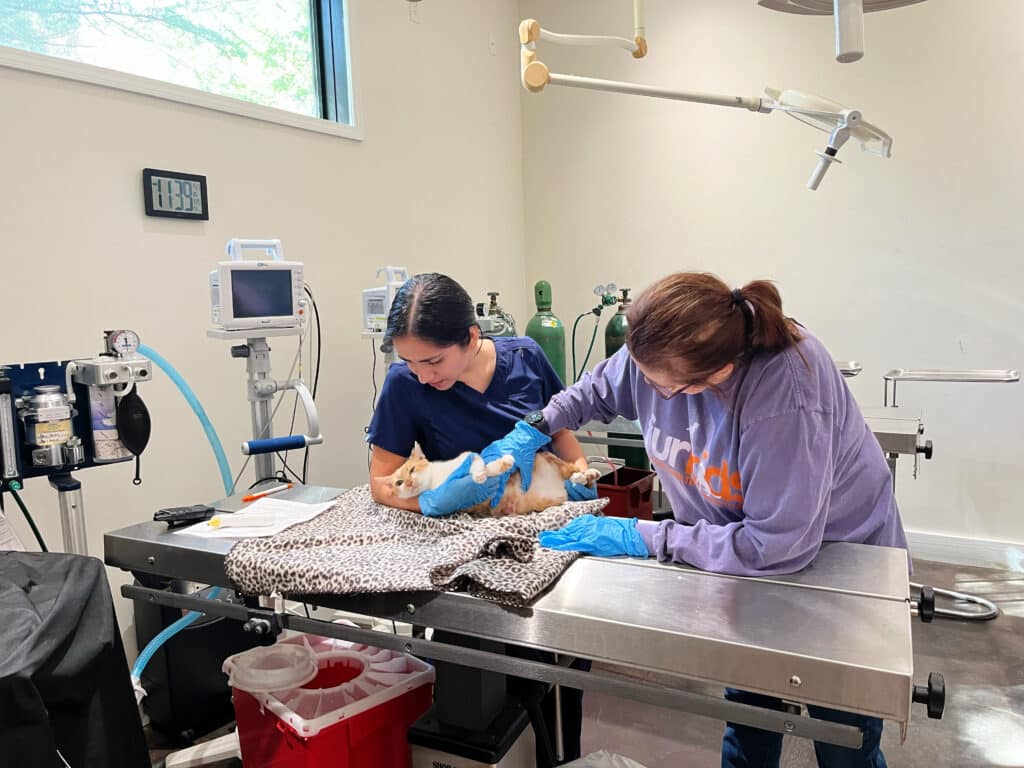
[596,467,656,520]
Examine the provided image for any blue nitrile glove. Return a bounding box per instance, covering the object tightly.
[479,420,552,504]
[418,454,500,517]
[565,478,598,502]
[539,514,648,557]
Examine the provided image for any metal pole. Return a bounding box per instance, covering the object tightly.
[553,654,564,762]
[246,339,276,482]
[549,72,764,112]
[50,473,88,555]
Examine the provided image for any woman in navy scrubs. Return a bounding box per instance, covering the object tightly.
[366,272,592,764]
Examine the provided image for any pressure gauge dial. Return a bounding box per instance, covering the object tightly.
[106,329,141,357]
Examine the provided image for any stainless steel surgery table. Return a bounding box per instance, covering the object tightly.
[105,488,943,749]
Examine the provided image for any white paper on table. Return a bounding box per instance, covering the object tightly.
[172,497,336,539]
[0,511,26,551]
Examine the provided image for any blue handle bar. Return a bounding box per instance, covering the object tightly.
[244,435,306,455]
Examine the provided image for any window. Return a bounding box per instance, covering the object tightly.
[0,1,352,131]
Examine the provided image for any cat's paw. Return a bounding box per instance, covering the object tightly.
[570,468,602,487]
[482,454,516,478]
[470,456,488,483]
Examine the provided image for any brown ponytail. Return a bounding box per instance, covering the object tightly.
[626,272,803,381]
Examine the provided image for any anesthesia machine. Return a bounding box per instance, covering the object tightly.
[1,329,152,554]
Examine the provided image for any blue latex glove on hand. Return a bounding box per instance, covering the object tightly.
[539,514,648,557]
[418,454,499,518]
[480,421,552,501]
[564,478,598,502]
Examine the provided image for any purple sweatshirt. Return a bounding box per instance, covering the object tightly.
[542,331,907,576]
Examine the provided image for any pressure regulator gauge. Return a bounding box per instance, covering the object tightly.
[105,329,141,357]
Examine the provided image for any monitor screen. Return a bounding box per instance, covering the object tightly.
[230,269,294,319]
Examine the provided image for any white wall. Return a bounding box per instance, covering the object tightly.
[519,0,1024,553]
[0,0,528,648]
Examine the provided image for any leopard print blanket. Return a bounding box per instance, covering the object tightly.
[224,485,609,607]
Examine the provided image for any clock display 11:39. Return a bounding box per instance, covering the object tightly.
[150,175,204,214]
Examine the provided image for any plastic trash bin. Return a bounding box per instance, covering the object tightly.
[223,631,434,768]
[597,467,656,520]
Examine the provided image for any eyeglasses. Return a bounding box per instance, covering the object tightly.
[641,373,696,400]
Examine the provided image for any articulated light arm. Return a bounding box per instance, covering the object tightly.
[520,13,892,190]
[633,0,647,52]
[545,73,766,113]
[521,0,647,59]
[520,18,758,111]
[538,28,639,54]
[520,1,648,93]
[806,110,857,190]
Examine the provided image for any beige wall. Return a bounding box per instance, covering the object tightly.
[0,0,528,644]
[518,0,1024,550]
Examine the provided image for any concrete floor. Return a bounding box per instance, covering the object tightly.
[148,558,1024,767]
[581,558,1024,767]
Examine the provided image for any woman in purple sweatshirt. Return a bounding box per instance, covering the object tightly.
[519,271,906,768]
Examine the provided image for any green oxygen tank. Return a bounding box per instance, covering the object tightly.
[525,280,566,384]
[604,288,631,357]
[605,288,650,470]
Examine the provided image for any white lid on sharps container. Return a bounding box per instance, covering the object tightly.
[223,642,319,693]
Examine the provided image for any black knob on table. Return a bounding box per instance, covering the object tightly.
[912,672,945,719]
[917,585,935,623]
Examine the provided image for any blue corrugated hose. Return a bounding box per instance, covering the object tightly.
[138,344,232,495]
[132,587,223,680]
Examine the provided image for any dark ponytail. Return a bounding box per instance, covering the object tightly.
[383,273,478,351]
[737,279,803,354]
[626,272,803,381]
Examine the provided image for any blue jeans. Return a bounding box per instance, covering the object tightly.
[721,689,887,768]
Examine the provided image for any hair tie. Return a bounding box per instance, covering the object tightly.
[731,287,754,347]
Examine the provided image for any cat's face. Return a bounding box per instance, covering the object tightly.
[389,455,430,498]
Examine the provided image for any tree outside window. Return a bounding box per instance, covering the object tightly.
[1,1,332,119]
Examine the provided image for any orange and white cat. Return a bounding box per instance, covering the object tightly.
[387,446,601,517]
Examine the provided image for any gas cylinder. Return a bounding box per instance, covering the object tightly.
[476,292,517,337]
[525,280,566,384]
[604,288,650,470]
[604,288,631,358]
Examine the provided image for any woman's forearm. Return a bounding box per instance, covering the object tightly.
[551,429,589,472]
[370,473,422,511]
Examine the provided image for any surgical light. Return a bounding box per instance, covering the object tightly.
[764,88,892,190]
[758,0,929,63]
